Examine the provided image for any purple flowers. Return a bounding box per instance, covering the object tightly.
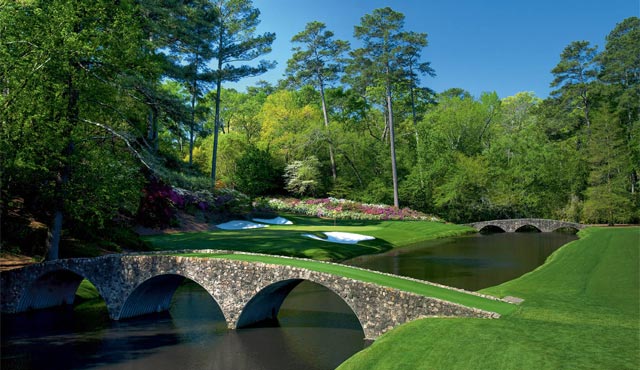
[137,180,183,228]
[266,197,439,221]
[137,182,252,228]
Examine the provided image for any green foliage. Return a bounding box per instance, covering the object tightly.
[1,0,154,258]
[211,188,252,216]
[65,143,144,232]
[217,87,267,142]
[358,178,395,207]
[582,109,635,223]
[286,21,349,89]
[209,0,276,185]
[234,145,282,197]
[2,2,637,263]
[286,21,350,182]
[434,154,490,222]
[347,7,434,207]
[258,89,321,160]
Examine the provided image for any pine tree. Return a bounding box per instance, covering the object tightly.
[209,0,275,187]
[286,21,350,182]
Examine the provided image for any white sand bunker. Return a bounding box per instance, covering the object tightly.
[302,231,375,244]
[216,220,269,230]
[252,216,293,225]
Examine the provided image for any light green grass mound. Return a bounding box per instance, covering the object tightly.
[74,279,108,313]
[177,252,516,316]
[337,227,640,370]
[144,215,474,261]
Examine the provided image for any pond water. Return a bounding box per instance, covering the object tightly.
[345,231,578,291]
[1,231,577,370]
[1,281,364,370]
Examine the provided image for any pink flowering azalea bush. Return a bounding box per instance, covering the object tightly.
[137,180,251,228]
[264,197,441,221]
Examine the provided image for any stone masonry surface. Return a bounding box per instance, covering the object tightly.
[0,251,505,340]
[468,218,585,233]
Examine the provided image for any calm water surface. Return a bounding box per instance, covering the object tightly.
[346,232,578,290]
[1,232,576,369]
[1,281,363,370]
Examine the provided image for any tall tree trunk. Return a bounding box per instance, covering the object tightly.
[335,147,364,187]
[46,210,63,260]
[211,28,224,188]
[147,106,159,152]
[189,78,197,166]
[189,54,200,167]
[409,84,425,189]
[47,138,74,261]
[47,69,78,260]
[386,82,399,208]
[318,79,337,181]
[211,75,222,187]
[581,89,592,135]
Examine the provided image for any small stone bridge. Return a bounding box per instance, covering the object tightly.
[468,218,585,233]
[0,251,501,340]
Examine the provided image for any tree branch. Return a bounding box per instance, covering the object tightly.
[80,118,154,173]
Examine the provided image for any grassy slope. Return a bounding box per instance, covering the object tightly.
[176,252,516,316]
[73,279,108,313]
[143,214,474,261]
[337,227,640,370]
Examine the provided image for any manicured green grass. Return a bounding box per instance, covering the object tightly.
[337,227,640,370]
[175,252,516,316]
[75,279,101,300]
[144,214,474,261]
[74,279,108,313]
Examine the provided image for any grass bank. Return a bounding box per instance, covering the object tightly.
[337,227,640,370]
[73,279,108,314]
[175,252,516,316]
[143,214,474,261]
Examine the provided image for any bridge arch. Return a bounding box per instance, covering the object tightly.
[514,224,542,232]
[117,273,224,322]
[236,278,365,335]
[237,278,303,328]
[478,225,506,233]
[17,269,94,312]
[469,219,585,233]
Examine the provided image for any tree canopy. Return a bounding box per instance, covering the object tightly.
[1,2,637,259]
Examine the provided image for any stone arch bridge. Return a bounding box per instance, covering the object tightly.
[0,251,503,340]
[468,218,586,233]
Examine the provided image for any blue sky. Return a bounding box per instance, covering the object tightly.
[228,0,639,99]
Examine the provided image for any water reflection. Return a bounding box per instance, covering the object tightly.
[1,281,364,370]
[346,232,578,290]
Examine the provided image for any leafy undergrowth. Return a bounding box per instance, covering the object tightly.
[143,214,474,261]
[337,227,640,370]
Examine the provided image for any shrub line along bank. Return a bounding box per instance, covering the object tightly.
[263,197,441,221]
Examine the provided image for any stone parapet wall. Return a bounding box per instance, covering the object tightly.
[468,218,586,233]
[1,252,504,340]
